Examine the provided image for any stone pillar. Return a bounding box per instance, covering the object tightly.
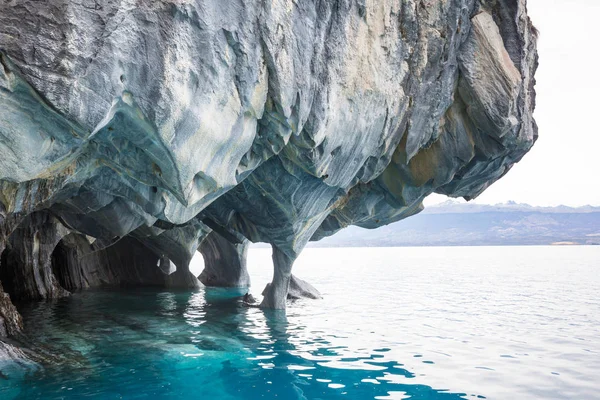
[260,246,294,309]
[198,231,250,288]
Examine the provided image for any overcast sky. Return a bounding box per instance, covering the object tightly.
[427,0,599,207]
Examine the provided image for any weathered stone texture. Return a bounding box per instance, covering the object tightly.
[0,0,538,311]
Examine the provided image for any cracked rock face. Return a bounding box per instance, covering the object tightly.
[0,0,537,316]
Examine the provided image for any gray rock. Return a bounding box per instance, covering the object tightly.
[243,293,257,305]
[0,212,71,301]
[0,282,22,338]
[261,272,322,304]
[51,233,116,291]
[260,246,294,309]
[0,340,33,368]
[199,231,251,288]
[287,275,322,300]
[165,269,202,289]
[0,0,537,309]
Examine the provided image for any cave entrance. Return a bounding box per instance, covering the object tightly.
[49,234,102,292]
[0,246,18,301]
[189,251,205,279]
[50,238,72,291]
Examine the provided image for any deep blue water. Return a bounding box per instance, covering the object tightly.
[1,246,599,399]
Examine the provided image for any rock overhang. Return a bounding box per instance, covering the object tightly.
[0,0,538,313]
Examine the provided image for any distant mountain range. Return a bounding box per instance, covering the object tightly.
[309,201,600,247]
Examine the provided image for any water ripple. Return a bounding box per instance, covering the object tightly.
[0,246,598,400]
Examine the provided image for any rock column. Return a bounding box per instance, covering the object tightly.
[260,246,294,309]
[198,231,250,288]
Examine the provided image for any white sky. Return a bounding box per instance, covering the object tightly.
[427,0,600,207]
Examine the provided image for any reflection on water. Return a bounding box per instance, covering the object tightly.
[1,288,470,400]
[3,246,598,399]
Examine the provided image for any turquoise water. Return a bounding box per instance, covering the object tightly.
[1,246,599,399]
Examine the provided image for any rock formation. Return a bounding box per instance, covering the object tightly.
[199,231,251,288]
[286,275,323,301]
[0,0,538,343]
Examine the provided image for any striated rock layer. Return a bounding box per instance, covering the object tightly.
[0,0,537,336]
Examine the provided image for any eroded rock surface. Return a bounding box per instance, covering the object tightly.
[0,282,22,337]
[199,231,250,288]
[0,0,538,321]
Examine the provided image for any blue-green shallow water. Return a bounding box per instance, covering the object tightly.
[1,246,599,399]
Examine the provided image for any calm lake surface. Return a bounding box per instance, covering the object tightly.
[1,246,598,399]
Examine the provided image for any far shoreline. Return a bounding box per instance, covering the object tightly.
[249,243,600,249]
